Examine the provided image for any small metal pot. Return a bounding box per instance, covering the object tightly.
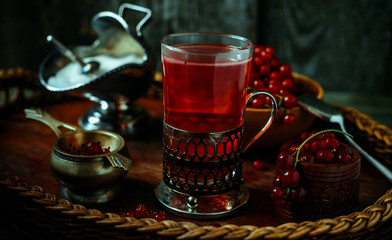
[25,108,132,204]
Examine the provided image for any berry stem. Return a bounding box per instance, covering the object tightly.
[294,129,353,169]
[285,188,290,198]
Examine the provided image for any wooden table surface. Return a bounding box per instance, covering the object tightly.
[0,97,391,236]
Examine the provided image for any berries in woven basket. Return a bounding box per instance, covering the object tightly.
[271,129,355,209]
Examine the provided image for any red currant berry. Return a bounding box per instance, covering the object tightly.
[254,45,264,56]
[311,131,325,140]
[252,79,266,90]
[269,71,281,80]
[86,142,103,155]
[281,169,301,188]
[154,212,167,221]
[250,95,264,108]
[271,186,285,200]
[253,160,264,170]
[300,131,312,142]
[261,51,272,61]
[281,78,295,91]
[287,142,300,155]
[278,88,290,97]
[268,79,281,86]
[259,64,271,76]
[283,113,296,125]
[282,94,297,109]
[323,131,336,139]
[302,141,312,154]
[267,83,280,93]
[253,56,263,66]
[279,64,292,78]
[134,204,147,218]
[310,140,327,153]
[336,146,353,162]
[337,153,352,162]
[315,149,335,163]
[289,187,307,202]
[270,58,281,69]
[325,137,339,149]
[299,153,315,163]
[265,46,275,57]
[119,210,135,218]
[262,95,272,106]
[146,211,155,218]
[338,146,353,156]
[273,174,282,187]
[276,152,295,170]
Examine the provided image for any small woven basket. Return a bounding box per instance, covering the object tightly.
[1,68,392,239]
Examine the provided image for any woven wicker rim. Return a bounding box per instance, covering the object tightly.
[1,172,392,239]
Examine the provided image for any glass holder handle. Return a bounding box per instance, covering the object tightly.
[243,91,277,152]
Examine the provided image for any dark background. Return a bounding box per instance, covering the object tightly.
[1,0,391,95]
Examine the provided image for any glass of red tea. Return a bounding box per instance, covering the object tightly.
[156,32,277,219]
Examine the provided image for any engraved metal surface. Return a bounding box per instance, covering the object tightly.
[162,122,244,196]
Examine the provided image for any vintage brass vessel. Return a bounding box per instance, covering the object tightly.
[38,3,154,139]
[25,108,132,204]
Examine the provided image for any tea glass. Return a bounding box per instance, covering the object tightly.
[155,32,277,219]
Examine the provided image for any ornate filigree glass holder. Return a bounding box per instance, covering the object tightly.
[155,123,249,219]
[155,32,277,219]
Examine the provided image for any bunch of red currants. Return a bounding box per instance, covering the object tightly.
[272,129,354,208]
[248,44,298,125]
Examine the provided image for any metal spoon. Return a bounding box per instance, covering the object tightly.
[46,35,100,74]
[297,94,392,183]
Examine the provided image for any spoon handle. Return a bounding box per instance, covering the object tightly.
[24,108,79,137]
[46,35,86,67]
[106,153,132,171]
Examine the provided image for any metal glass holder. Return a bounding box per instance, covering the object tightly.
[155,122,249,219]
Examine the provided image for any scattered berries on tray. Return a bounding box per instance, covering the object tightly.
[118,204,167,221]
[253,159,264,170]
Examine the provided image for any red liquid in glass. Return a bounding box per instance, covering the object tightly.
[162,43,252,133]
[162,43,252,187]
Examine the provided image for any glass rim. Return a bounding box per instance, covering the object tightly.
[161,32,254,56]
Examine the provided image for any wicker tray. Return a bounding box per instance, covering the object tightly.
[1,68,392,240]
